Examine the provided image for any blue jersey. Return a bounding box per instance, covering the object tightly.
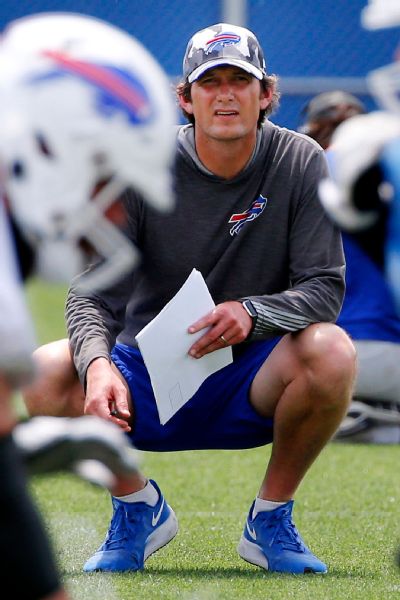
[381,137,400,316]
[337,232,400,342]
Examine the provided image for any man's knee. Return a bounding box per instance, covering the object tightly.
[23,339,84,417]
[301,323,355,369]
[294,323,357,402]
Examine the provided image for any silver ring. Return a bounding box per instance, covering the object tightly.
[220,335,228,344]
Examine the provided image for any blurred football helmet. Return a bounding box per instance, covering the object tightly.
[0,13,177,291]
[319,111,400,230]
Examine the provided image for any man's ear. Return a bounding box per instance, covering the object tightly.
[178,93,193,114]
[260,87,273,110]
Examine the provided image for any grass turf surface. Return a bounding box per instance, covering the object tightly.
[24,279,400,599]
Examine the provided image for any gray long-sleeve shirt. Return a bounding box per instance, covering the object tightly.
[67,120,345,385]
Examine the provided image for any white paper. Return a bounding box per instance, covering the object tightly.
[135,268,233,425]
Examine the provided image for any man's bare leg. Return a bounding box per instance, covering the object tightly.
[236,323,356,573]
[250,323,356,500]
[23,339,85,417]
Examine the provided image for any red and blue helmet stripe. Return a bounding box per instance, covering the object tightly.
[27,49,153,125]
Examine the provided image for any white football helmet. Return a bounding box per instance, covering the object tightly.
[319,111,400,231]
[0,13,177,291]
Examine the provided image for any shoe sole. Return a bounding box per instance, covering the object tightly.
[237,536,327,575]
[237,535,269,570]
[144,505,179,563]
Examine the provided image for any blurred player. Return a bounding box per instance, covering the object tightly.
[317,0,400,567]
[298,90,366,150]
[0,11,177,599]
[300,91,400,443]
[1,196,142,600]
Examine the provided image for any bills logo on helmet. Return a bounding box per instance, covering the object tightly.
[205,32,241,55]
[229,195,267,236]
[29,50,153,125]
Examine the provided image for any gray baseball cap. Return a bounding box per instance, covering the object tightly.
[183,23,267,84]
[303,91,366,123]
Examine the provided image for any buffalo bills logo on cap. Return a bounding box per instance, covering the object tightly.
[205,32,241,55]
[229,195,267,236]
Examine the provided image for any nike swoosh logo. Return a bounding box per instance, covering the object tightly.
[152,498,165,527]
[246,520,257,541]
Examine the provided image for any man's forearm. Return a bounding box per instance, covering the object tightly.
[66,290,118,386]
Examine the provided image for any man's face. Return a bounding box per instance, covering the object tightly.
[179,66,271,142]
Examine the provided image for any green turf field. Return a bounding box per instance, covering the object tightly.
[24,279,400,600]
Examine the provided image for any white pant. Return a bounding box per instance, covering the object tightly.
[353,340,400,403]
[335,339,400,443]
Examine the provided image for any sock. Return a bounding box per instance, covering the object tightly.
[253,496,287,516]
[115,480,159,506]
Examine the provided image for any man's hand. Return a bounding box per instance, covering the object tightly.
[188,300,253,358]
[85,357,131,432]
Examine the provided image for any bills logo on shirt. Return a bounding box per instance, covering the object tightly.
[205,32,241,55]
[228,195,267,236]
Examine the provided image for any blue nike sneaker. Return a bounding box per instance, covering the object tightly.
[237,500,327,574]
[83,479,178,572]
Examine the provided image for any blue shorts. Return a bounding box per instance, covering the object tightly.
[111,338,281,452]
